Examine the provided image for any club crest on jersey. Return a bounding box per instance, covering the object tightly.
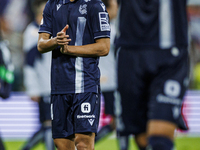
[99,12,110,31]
[79,4,87,15]
[81,102,91,113]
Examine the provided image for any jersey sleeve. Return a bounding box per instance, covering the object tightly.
[88,1,110,39]
[38,1,53,35]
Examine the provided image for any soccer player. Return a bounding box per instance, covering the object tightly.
[115,1,189,150]
[37,0,110,150]
[96,0,129,150]
[22,0,55,150]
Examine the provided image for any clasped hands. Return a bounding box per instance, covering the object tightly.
[56,24,72,54]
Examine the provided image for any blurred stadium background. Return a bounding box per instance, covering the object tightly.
[1,0,200,149]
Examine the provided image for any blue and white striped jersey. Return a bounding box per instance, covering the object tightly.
[39,0,110,94]
[115,0,188,49]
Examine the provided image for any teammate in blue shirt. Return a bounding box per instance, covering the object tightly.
[38,0,110,149]
[115,1,189,150]
[22,0,55,149]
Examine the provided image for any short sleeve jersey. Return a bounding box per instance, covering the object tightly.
[115,0,188,50]
[39,0,110,94]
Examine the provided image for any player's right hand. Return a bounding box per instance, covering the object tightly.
[56,25,71,46]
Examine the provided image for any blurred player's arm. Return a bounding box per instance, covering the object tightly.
[23,65,41,102]
[23,29,41,102]
[23,47,41,102]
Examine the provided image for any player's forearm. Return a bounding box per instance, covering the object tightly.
[61,38,110,57]
[68,44,109,57]
[37,37,58,53]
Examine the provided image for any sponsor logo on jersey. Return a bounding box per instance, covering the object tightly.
[99,12,110,31]
[157,79,182,105]
[84,0,91,2]
[81,102,91,113]
[77,115,95,119]
[164,80,181,98]
[156,94,182,105]
[79,4,87,15]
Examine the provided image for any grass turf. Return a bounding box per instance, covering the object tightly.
[3,136,200,150]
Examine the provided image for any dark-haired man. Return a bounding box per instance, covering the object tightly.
[37,0,110,149]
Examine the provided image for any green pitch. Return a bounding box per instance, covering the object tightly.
[3,136,200,150]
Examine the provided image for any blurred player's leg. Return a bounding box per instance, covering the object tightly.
[95,92,116,143]
[39,98,55,149]
[135,133,147,150]
[44,126,55,150]
[95,124,113,142]
[145,48,188,150]
[116,50,149,150]
[21,127,44,150]
[146,120,176,150]
[118,135,129,150]
[95,92,129,150]
[0,137,5,150]
[147,136,173,150]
